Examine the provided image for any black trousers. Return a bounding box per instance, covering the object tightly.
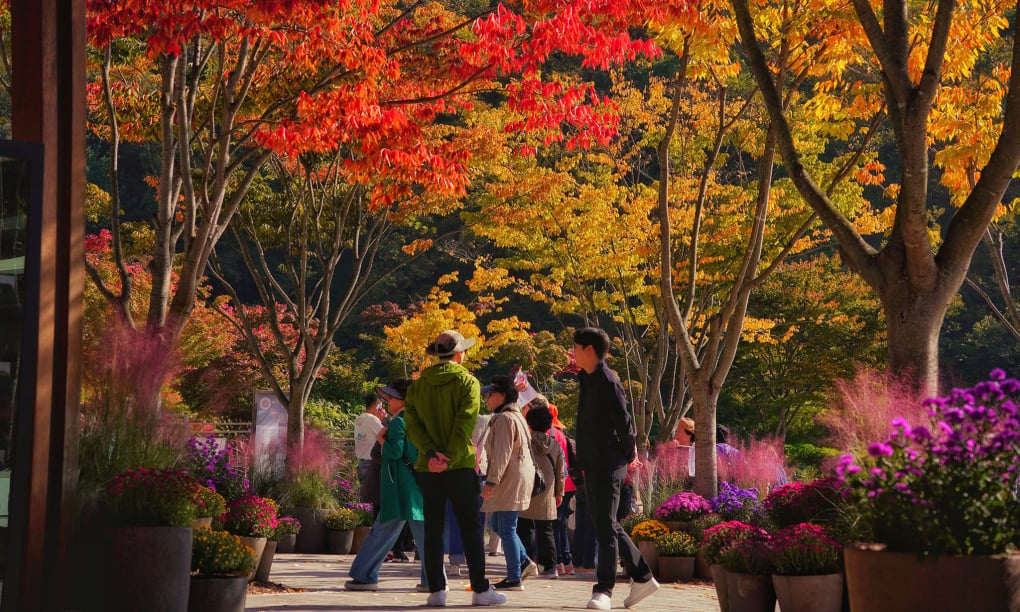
[416,468,489,594]
[584,464,651,595]
[517,517,557,569]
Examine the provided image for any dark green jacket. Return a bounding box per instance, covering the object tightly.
[404,361,480,472]
[379,414,423,522]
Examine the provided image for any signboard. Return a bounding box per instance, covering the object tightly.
[252,390,288,473]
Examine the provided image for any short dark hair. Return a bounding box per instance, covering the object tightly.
[525,405,553,432]
[487,374,519,405]
[364,393,380,408]
[573,327,610,359]
[717,424,731,444]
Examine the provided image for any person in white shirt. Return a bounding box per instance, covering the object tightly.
[354,393,384,487]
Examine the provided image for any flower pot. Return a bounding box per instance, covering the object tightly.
[276,533,297,553]
[187,575,247,612]
[695,549,713,580]
[351,525,371,554]
[292,507,328,553]
[237,535,267,579]
[726,572,775,612]
[103,526,193,612]
[657,556,695,582]
[254,539,277,583]
[327,529,355,554]
[190,517,213,529]
[844,543,1020,612]
[636,540,659,576]
[772,573,842,612]
[664,520,690,533]
[711,564,730,612]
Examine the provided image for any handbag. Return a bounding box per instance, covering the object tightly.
[531,457,548,497]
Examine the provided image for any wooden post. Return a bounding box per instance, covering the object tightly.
[5,1,85,610]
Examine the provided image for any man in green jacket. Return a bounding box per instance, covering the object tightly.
[404,330,506,608]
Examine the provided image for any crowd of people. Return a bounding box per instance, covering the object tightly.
[343,327,660,610]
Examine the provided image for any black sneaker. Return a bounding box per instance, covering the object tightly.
[493,578,524,591]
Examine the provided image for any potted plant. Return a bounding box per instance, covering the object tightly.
[710,482,763,523]
[274,516,302,553]
[221,494,278,574]
[345,502,374,553]
[324,507,360,554]
[719,537,775,612]
[699,521,769,612]
[620,512,650,538]
[188,528,255,612]
[837,370,1020,612]
[192,485,226,529]
[763,477,844,529]
[654,531,698,582]
[770,523,843,612]
[653,491,712,532]
[279,470,337,553]
[630,519,670,576]
[183,435,251,503]
[101,467,201,612]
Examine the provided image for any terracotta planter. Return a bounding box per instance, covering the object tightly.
[636,540,659,576]
[292,507,328,553]
[187,575,247,612]
[844,543,1020,612]
[276,533,297,553]
[237,536,267,579]
[694,549,713,580]
[657,556,695,582]
[664,520,690,533]
[103,526,193,612]
[351,525,371,554]
[190,517,213,529]
[254,539,277,583]
[327,529,354,554]
[772,573,843,612]
[710,565,730,612]
[726,572,775,612]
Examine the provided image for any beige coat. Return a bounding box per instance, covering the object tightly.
[520,430,565,520]
[481,405,534,512]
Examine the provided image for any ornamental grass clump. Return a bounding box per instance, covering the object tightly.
[631,519,670,542]
[711,481,763,523]
[699,520,769,565]
[222,495,278,538]
[654,491,711,522]
[324,507,360,531]
[837,369,1020,556]
[654,531,698,557]
[104,467,200,527]
[191,528,255,577]
[771,523,842,576]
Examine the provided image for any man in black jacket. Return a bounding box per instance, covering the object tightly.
[573,327,659,610]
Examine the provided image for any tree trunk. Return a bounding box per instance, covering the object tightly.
[690,377,719,499]
[882,287,945,398]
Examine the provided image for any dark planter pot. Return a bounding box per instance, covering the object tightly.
[327,529,354,554]
[276,533,297,553]
[292,507,328,553]
[694,549,713,580]
[726,572,775,612]
[657,556,696,582]
[663,520,690,533]
[187,575,247,612]
[254,539,278,583]
[104,526,192,612]
[772,573,843,612]
[844,543,1020,612]
[711,564,730,612]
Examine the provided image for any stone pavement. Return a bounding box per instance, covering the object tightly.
[246,553,722,611]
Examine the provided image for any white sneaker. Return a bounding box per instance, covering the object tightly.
[426,588,448,607]
[624,578,660,608]
[587,592,611,610]
[471,586,507,606]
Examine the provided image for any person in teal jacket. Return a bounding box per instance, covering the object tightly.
[404,329,505,607]
[345,379,428,591]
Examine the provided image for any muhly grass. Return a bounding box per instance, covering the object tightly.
[719,436,788,494]
[821,368,927,458]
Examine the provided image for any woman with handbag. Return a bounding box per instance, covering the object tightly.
[480,375,537,591]
[517,404,565,578]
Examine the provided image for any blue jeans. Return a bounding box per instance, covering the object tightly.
[348,516,427,584]
[491,510,529,581]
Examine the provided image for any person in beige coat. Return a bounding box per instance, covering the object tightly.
[480,375,537,591]
[517,405,565,578]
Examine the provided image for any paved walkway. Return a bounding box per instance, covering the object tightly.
[246,554,721,611]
